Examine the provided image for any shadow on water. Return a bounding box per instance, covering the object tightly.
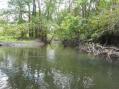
[0,45,119,89]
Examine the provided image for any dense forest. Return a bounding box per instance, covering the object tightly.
[0,0,119,46]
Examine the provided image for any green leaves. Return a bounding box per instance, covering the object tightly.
[58,14,80,40]
[57,7,119,42]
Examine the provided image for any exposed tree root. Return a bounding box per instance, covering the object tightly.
[79,43,119,63]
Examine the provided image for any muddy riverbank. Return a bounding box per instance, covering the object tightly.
[0,40,45,47]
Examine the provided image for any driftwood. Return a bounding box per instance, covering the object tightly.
[79,43,119,63]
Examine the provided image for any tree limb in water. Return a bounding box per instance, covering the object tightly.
[79,43,119,63]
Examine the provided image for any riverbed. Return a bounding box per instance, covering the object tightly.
[0,45,119,89]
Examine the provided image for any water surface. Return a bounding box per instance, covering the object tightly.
[0,46,119,89]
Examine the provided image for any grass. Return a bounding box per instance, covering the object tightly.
[0,36,33,43]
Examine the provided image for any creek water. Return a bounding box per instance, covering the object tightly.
[0,45,119,89]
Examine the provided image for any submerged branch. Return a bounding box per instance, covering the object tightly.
[79,43,119,63]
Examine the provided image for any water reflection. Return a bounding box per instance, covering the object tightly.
[47,48,55,62]
[0,70,9,89]
[83,76,95,89]
[0,46,118,89]
[52,68,73,89]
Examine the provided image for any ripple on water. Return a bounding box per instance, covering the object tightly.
[0,70,9,89]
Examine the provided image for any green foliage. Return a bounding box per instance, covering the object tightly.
[87,9,119,40]
[0,36,17,42]
[1,0,119,44]
[0,23,29,39]
[57,8,119,42]
[58,14,80,40]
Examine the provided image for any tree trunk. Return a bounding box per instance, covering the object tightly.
[32,0,36,16]
[37,0,41,16]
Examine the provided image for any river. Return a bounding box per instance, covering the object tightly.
[0,45,119,89]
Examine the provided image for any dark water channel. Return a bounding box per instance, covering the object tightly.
[0,45,119,89]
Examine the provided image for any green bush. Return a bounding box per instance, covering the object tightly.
[57,9,119,42]
[58,14,80,40]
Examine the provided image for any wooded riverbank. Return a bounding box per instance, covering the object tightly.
[0,40,119,63]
